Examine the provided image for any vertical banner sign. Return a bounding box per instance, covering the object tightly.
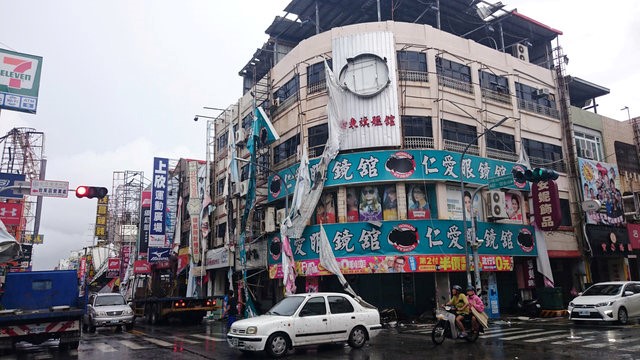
[107,258,120,278]
[95,196,109,240]
[187,161,201,263]
[486,273,500,319]
[79,256,86,280]
[138,190,151,257]
[532,180,561,231]
[0,202,23,225]
[149,157,168,248]
[120,245,131,281]
[0,49,43,114]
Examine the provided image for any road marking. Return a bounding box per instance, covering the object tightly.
[551,337,595,345]
[170,336,201,344]
[524,331,595,343]
[583,336,640,348]
[190,334,227,342]
[482,327,523,335]
[500,329,564,340]
[119,340,148,349]
[95,342,118,352]
[143,337,174,347]
[482,329,545,338]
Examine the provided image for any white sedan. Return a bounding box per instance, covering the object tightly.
[227,292,382,358]
[568,281,640,324]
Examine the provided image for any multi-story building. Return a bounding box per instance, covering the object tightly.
[204,0,602,317]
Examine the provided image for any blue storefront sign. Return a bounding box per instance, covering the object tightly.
[0,173,26,199]
[267,219,536,265]
[267,149,528,202]
[149,157,168,248]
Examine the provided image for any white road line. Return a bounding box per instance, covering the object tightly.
[524,331,594,343]
[170,336,201,344]
[482,329,546,338]
[119,340,148,350]
[551,337,596,345]
[500,329,565,341]
[190,334,227,342]
[584,337,640,348]
[482,327,523,335]
[143,337,174,347]
[95,342,118,353]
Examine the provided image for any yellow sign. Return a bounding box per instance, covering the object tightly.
[23,233,44,244]
[95,196,109,239]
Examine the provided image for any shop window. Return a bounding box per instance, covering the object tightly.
[315,192,337,225]
[407,184,434,220]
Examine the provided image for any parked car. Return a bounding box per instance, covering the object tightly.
[83,293,135,333]
[227,292,382,358]
[568,281,640,324]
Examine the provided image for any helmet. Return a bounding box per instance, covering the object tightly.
[452,285,462,292]
[466,286,475,292]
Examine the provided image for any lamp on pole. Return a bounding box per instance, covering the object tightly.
[461,116,510,292]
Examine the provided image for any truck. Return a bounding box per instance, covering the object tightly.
[0,270,84,353]
[127,264,221,325]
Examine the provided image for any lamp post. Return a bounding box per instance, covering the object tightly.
[461,116,510,292]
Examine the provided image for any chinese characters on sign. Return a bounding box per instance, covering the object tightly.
[30,180,69,198]
[532,180,561,231]
[149,157,168,248]
[95,196,108,240]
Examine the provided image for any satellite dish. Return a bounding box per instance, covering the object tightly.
[581,199,601,212]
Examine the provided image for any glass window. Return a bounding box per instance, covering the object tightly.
[242,113,253,130]
[615,141,640,174]
[274,75,300,103]
[382,185,398,220]
[442,120,477,145]
[560,199,572,227]
[273,134,301,164]
[240,164,249,182]
[300,297,327,316]
[575,129,603,161]
[486,131,515,152]
[515,82,556,109]
[407,184,432,219]
[316,192,336,225]
[216,223,226,239]
[402,116,433,137]
[397,51,428,81]
[522,138,564,172]
[32,280,52,291]
[217,131,228,151]
[216,177,225,195]
[307,60,332,94]
[308,124,328,157]
[479,70,509,94]
[346,188,359,222]
[328,296,354,314]
[436,57,471,83]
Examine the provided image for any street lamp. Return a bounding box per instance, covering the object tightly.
[461,116,510,293]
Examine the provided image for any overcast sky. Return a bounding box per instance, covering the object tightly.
[0,1,638,270]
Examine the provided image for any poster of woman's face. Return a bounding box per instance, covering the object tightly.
[382,185,398,220]
[316,193,336,224]
[346,188,359,222]
[407,184,431,219]
[446,186,483,220]
[359,185,382,221]
[505,193,523,222]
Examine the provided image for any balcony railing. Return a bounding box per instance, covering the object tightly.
[481,88,511,104]
[437,75,473,94]
[443,139,479,156]
[404,136,435,149]
[529,156,566,173]
[399,70,429,82]
[486,147,518,162]
[517,98,560,119]
[308,81,327,95]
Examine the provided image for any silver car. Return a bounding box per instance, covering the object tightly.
[568,281,640,324]
[83,293,135,333]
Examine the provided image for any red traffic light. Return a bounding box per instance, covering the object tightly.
[75,186,108,199]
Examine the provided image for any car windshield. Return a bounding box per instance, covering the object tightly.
[265,296,305,316]
[582,284,622,296]
[95,295,126,306]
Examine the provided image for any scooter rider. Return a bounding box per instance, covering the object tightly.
[445,285,470,337]
[466,286,483,332]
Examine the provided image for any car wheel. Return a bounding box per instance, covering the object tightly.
[125,323,134,331]
[431,323,446,345]
[618,307,629,325]
[88,324,96,333]
[348,326,368,348]
[265,333,289,358]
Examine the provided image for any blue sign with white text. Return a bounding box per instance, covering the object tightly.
[0,173,26,199]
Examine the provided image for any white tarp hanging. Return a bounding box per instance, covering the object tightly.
[0,220,20,263]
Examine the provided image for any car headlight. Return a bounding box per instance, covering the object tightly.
[96,311,107,316]
[596,301,615,307]
[124,308,133,315]
[246,326,257,335]
[568,302,574,307]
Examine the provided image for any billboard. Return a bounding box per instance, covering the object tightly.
[0,173,26,199]
[578,158,624,226]
[149,157,168,247]
[0,49,43,114]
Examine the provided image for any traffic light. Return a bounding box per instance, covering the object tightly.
[75,186,108,199]
[512,167,559,184]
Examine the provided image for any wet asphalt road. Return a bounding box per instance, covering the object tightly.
[3,317,640,359]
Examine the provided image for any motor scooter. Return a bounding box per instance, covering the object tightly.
[511,291,542,317]
[431,306,480,345]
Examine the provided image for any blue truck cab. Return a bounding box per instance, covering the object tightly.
[0,270,84,353]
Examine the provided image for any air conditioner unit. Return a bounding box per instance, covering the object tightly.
[582,148,594,160]
[240,180,249,196]
[273,97,281,107]
[534,88,550,98]
[487,191,507,219]
[276,208,286,227]
[512,43,529,62]
[235,128,246,145]
[265,207,276,233]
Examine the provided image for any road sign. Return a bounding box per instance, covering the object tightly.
[30,180,69,198]
[489,174,514,190]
